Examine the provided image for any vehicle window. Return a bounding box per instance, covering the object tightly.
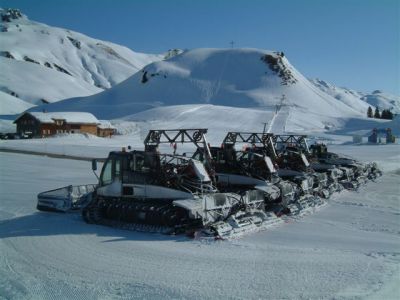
[137,156,144,171]
[193,151,204,161]
[101,159,112,185]
[115,159,121,179]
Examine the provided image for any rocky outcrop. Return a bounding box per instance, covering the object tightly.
[53,63,72,76]
[0,51,15,59]
[1,8,23,22]
[23,56,40,64]
[261,52,297,86]
[67,36,81,49]
[164,49,183,60]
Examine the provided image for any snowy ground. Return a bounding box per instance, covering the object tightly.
[0,141,399,299]
[2,102,397,160]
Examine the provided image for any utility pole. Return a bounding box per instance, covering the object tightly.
[262,122,268,134]
[280,94,286,107]
[275,94,286,113]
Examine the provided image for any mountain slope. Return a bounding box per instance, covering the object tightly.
[0,90,34,115]
[0,8,163,107]
[310,79,370,114]
[29,48,373,120]
[311,79,400,114]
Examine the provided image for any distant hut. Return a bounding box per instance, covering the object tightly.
[97,120,116,137]
[368,128,396,144]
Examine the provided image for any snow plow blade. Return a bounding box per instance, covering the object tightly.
[174,191,283,239]
[287,195,326,216]
[37,184,97,212]
[209,210,283,239]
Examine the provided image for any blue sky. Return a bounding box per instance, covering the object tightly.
[1,0,399,95]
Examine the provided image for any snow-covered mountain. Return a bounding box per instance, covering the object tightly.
[311,79,400,114]
[29,47,377,121]
[0,8,164,114]
[361,90,400,113]
[2,8,398,134]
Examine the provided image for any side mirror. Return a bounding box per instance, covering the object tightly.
[92,159,97,171]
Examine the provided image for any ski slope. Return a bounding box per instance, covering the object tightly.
[0,143,399,299]
[268,105,291,134]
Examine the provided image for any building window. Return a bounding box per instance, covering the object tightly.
[54,119,64,126]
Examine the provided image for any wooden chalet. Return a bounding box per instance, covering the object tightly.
[14,112,100,138]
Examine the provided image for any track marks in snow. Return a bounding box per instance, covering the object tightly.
[268,104,290,133]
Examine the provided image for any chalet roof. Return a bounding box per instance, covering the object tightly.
[98,120,116,130]
[14,112,99,124]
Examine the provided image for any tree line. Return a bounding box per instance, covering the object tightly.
[367,106,394,120]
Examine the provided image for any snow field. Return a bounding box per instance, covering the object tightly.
[0,142,399,299]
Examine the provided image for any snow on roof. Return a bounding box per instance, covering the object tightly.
[19,112,99,124]
[97,120,116,129]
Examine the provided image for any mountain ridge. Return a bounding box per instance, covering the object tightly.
[310,78,400,114]
[0,8,163,113]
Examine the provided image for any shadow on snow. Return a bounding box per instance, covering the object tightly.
[0,211,193,243]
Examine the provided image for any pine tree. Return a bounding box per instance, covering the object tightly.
[382,109,394,120]
[374,107,381,119]
[367,106,373,118]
